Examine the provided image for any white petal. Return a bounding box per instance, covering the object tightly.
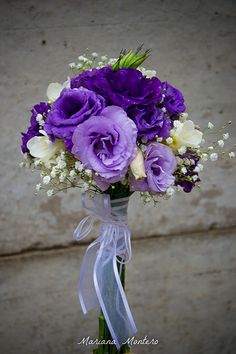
[47,82,64,101]
[130,149,146,180]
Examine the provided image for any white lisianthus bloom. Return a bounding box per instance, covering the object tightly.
[130,148,147,180]
[171,120,203,149]
[27,130,64,163]
[46,78,70,102]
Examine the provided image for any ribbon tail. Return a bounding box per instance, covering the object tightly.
[78,240,100,314]
[93,240,137,349]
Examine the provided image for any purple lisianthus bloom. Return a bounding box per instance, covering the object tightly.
[71,67,162,110]
[131,142,176,193]
[72,106,137,190]
[21,102,50,153]
[162,81,186,116]
[127,104,171,140]
[44,87,105,151]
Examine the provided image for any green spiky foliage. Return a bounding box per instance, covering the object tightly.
[112,45,150,71]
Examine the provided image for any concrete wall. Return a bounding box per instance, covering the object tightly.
[0,0,236,256]
[0,1,236,354]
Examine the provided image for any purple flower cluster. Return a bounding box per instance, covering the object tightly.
[71,67,163,109]
[21,102,50,153]
[21,65,187,192]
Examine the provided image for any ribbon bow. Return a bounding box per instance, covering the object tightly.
[73,192,137,349]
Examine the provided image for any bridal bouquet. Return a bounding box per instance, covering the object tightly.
[20,47,234,353]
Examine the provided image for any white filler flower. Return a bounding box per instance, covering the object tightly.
[171,120,203,149]
[27,130,64,163]
[130,148,147,180]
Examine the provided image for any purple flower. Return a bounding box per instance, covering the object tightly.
[44,87,105,151]
[71,67,162,110]
[162,82,185,116]
[127,104,171,140]
[72,106,137,190]
[131,142,176,193]
[21,102,50,153]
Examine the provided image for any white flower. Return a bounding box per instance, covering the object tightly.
[198,163,204,171]
[36,183,41,191]
[190,159,195,165]
[223,133,229,140]
[47,189,54,197]
[181,166,187,174]
[50,171,56,178]
[57,160,66,169]
[194,163,204,172]
[142,69,157,78]
[91,52,98,58]
[85,169,92,177]
[166,186,175,197]
[171,120,203,149]
[101,55,107,61]
[229,151,235,158]
[210,153,218,161]
[19,162,25,168]
[43,175,51,185]
[166,137,173,145]
[69,62,76,69]
[178,146,187,154]
[69,169,76,178]
[46,79,70,102]
[217,140,224,148]
[27,131,64,163]
[78,55,88,62]
[201,153,208,162]
[208,146,214,151]
[208,122,214,129]
[108,58,117,65]
[75,161,83,172]
[192,175,198,182]
[59,172,67,182]
[194,166,200,173]
[130,148,146,180]
[36,114,43,122]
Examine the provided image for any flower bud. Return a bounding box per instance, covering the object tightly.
[130,148,146,180]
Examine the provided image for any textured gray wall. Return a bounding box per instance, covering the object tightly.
[0,1,236,354]
[0,0,236,256]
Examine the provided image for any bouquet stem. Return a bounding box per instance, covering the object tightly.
[93,261,131,354]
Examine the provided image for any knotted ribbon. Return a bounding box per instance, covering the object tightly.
[73,192,137,349]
